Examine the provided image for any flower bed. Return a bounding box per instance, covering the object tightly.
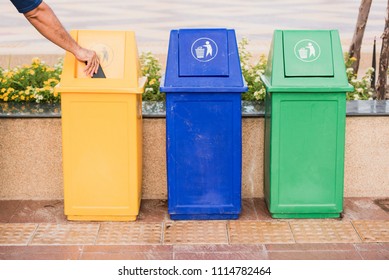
[0,40,379,104]
[0,57,62,103]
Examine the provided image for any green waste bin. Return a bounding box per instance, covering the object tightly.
[261,30,353,218]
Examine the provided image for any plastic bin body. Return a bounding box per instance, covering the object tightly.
[161,29,247,220]
[261,30,353,218]
[57,30,146,221]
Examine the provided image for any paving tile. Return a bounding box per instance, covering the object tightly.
[0,198,385,262]
[137,199,168,222]
[342,198,389,220]
[354,243,389,251]
[173,244,266,252]
[81,245,173,260]
[96,222,162,245]
[0,55,11,70]
[9,55,63,68]
[0,201,21,223]
[352,220,389,243]
[354,243,389,260]
[82,245,173,253]
[358,250,389,260]
[173,244,267,259]
[0,245,82,260]
[290,221,361,243]
[174,251,268,260]
[9,200,67,223]
[30,223,99,245]
[163,221,228,245]
[1,0,383,58]
[266,243,355,251]
[239,199,258,220]
[253,198,273,220]
[0,223,37,245]
[374,198,389,213]
[228,221,295,244]
[80,251,173,260]
[268,250,362,260]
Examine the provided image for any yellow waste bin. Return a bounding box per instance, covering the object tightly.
[56,30,146,221]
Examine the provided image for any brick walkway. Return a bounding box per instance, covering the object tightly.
[0,198,388,259]
[0,0,387,55]
[1,0,388,261]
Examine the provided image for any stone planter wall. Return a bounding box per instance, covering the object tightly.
[0,101,388,199]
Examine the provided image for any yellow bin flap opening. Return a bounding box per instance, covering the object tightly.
[58,30,146,93]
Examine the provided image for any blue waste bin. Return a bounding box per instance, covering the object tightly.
[160,28,248,220]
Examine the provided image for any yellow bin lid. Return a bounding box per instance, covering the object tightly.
[57,30,146,94]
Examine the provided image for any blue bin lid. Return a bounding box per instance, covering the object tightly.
[160,28,248,93]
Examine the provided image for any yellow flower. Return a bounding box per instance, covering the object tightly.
[7,88,14,93]
[350,57,357,62]
[32,57,41,65]
[53,91,58,97]
[1,88,5,93]
[4,97,8,101]
[29,70,35,75]
[149,79,156,85]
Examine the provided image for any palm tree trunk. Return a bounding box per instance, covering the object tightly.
[349,0,373,74]
[376,0,389,100]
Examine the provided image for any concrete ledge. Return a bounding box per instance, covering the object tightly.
[1,109,388,199]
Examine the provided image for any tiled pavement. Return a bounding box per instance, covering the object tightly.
[1,0,389,261]
[1,0,388,55]
[0,198,388,260]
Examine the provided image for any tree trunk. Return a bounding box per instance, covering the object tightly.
[376,1,389,100]
[349,0,373,74]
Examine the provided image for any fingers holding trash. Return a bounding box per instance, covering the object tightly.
[74,48,100,77]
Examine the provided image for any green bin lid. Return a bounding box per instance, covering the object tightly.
[261,30,353,93]
[283,30,334,77]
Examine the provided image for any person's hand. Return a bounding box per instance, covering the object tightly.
[74,47,99,77]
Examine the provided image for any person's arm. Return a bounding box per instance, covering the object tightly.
[23,1,99,76]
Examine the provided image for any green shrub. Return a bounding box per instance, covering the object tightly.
[0,57,62,103]
[140,52,164,101]
[344,53,375,100]
[0,46,382,104]
[238,38,267,101]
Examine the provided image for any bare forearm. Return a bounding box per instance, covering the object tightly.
[23,1,99,76]
[24,2,80,55]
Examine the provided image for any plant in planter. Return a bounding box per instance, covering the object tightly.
[0,57,62,103]
[238,38,267,101]
[0,46,381,104]
[344,53,375,100]
[140,51,164,101]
